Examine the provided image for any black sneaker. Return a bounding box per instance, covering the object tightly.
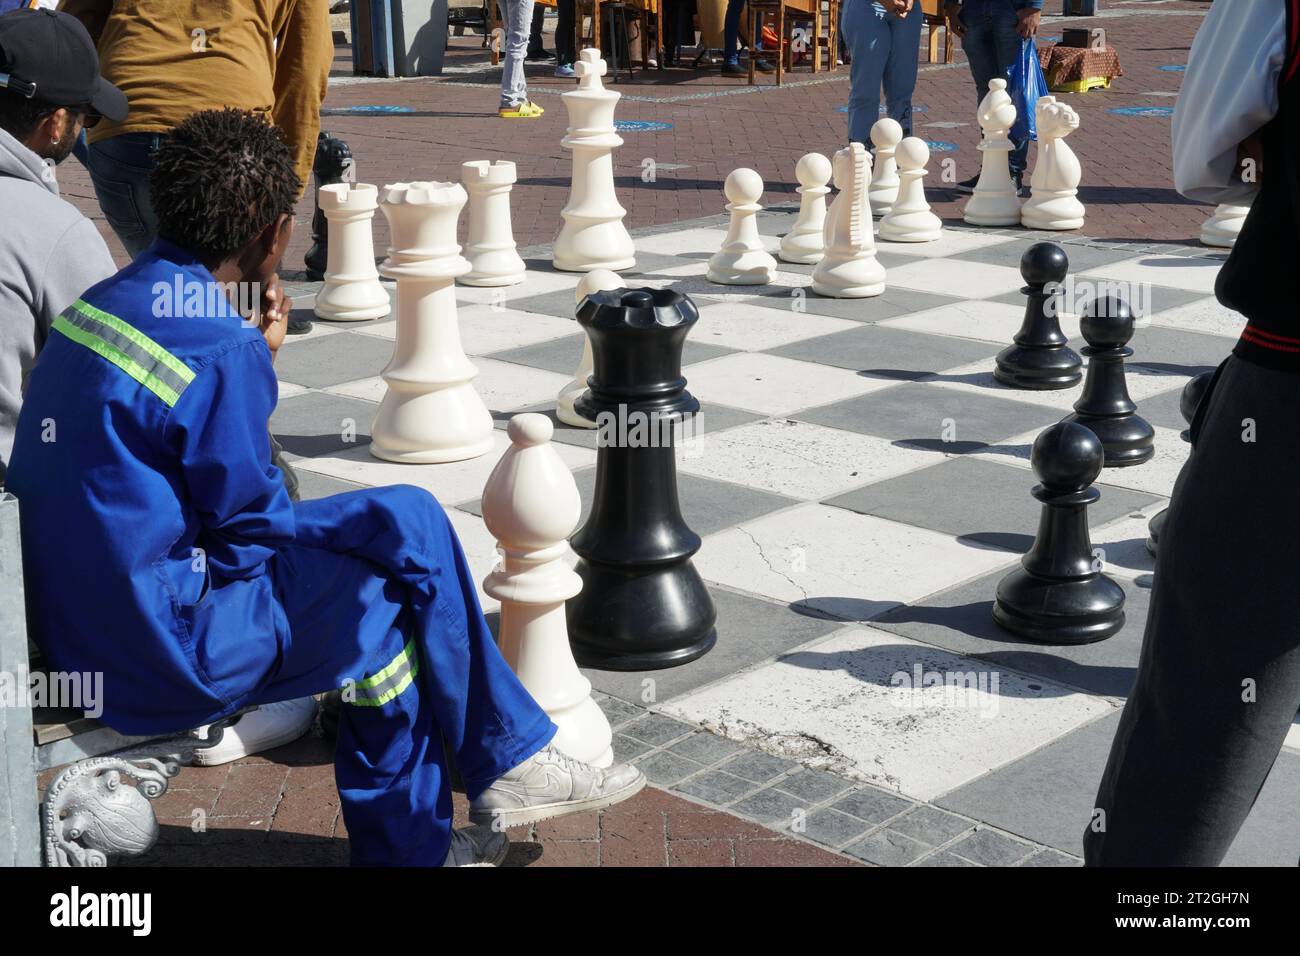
[287,311,314,335]
[721,61,746,76]
[952,174,980,195]
[1013,172,1031,199]
[526,48,555,61]
[753,58,776,73]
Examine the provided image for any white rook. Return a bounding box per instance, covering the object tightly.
[370,181,494,464]
[461,160,527,286]
[553,48,636,272]
[557,268,624,428]
[482,413,614,768]
[314,182,391,322]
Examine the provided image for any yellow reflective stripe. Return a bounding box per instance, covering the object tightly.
[348,641,420,707]
[69,299,195,388]
[353,661,419,708]
[52,316,183,407]
[356,639,417,691]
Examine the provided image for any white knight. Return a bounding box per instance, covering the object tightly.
[1021,96,1085,231]
[812,143,886,298]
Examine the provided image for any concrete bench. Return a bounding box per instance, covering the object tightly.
[1,493,227,867]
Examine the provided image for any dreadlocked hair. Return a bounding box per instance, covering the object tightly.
[151,109,301,262]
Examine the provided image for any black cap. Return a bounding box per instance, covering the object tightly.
[0,9,126,121]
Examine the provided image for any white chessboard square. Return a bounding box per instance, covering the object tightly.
[352,304,578,355]
[454,269,582,305]
[326,357,570,414]
[972,424,1190,498]
[692,299,859,351]
[886,257,1027,300]
[1149,296,1247,339]
[644,270,813,302]
[1080,254,1223,295]
[660,625,1114,800]
[293,430,595,506]
[678,418,936,501]
[684,352,899,415]
[874,231,1021,259]
[632,227,731,257]
[878,299,1082,345]
[277,381,310,402]
[694,503,1019,619]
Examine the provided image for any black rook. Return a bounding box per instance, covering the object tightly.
[304,131,353,281]
[993,421,1126,645]
[566,288,718,671]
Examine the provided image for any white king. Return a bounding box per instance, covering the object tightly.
[552,48,637,272]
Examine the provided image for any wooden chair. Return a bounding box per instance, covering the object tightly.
[577,0,664,74]
[921,0,953,64]
[746,0,838,87]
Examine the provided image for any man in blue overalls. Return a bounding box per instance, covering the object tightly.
[6,108,645,867]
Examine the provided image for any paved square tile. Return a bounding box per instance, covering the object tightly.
[888,257,1026,300]
[274,331,396,389]
[691,298,859,351]
[684,352,899,416]
[1080,253,1223,295]
[878,298,1080,346]
[769,323,1002,381]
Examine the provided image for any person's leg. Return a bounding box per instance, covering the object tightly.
[882,0,924,138]
[499,0,537,108]
[526,2,548,57]
[1085,357,1300,865]
[556,0,576,65]
[260,486,557,865]
[988,0,1028,173]
[958,1,999,101]
[84,132,162,259]
[840,0,890,146]
[723,0,745,63]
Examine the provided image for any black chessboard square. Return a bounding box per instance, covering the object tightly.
[869,568,1153,698]
[273,330,395,389]
[768,324,1001,380]
[739,285,964,323]
[271,391,378,459]
[950,239,1139,275]
[581,586,846,705]
[459,469,796,539]
[796,381,1056,452]
[824,456,1160,552]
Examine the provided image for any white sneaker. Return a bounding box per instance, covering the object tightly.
[192,697,317,766]
[469,743,646,829]
[442,825,510,867]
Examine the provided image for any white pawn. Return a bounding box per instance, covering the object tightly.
[556,268,624,428]
[964,78,1022,227]
[707,168,777,285]
[1021,96,1085,231]
[461,159,527,286]
[812,143,886,298]
[370,181,494,464]
[314,182,391,322]
[879,138,943,242]
[482,413,614,768]
[868,117,903,217]
[1201,201,1250,248]
[779,152,832,264]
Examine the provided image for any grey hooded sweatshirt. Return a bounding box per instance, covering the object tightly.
[0,126,116,479]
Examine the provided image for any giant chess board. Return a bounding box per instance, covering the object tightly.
[274,208,1300,862]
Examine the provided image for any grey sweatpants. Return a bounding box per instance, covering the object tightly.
[1085,355,1300,865]
[499,0,537,108]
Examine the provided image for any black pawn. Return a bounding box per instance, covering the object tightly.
[994,242,1082,390]
[1146,369,1215,555]
[1062,294,1155,466]
[304,131,353,281]
[566,288,718,671]
[993,421,1126,644]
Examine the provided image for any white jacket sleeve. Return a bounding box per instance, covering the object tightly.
[1172,0,1286,206]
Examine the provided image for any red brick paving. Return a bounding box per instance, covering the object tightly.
[54,1,1212,274]
[83,731,858,867]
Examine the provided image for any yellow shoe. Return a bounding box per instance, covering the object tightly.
[499,100,545,119]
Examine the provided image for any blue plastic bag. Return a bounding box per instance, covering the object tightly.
[1009,37,1049,142]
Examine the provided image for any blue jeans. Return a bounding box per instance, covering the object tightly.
[960,0,1029,173]
[840,0,923,145]
[85,132,164,260]
[724,0,745,63]
[498,0,536,107]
